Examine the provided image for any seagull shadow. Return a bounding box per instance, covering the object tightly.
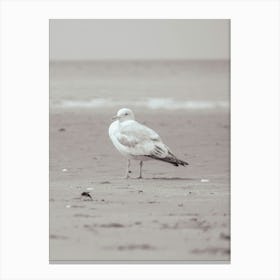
[144,177,197,181]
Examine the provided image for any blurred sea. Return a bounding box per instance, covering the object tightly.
[50,60,230,111]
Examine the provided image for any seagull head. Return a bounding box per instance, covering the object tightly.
[112,108,135,122]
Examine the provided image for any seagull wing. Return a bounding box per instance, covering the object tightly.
[116,121,168,157]
[116,120,189,166]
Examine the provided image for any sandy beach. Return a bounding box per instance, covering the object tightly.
[49,108,230,262]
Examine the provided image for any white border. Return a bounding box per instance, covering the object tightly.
[0,0,279,279]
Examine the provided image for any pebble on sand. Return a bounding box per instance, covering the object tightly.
[62,168,68,172]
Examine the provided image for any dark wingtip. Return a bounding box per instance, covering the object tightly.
[147,154,189,167]
[178,160,189,166]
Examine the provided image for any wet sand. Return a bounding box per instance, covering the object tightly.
[49,109,230,262]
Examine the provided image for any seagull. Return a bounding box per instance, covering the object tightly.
[108,108,189,179]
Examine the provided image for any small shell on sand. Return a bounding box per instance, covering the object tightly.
[201,179,209,183]
[62,168,68,172]
[86,187,94,191]
[65,205,71,208]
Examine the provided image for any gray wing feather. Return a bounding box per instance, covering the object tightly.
[116,121,165,155]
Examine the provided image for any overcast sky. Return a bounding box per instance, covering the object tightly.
[50,19,229,60]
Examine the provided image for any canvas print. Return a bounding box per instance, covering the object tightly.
[49,19,230,262]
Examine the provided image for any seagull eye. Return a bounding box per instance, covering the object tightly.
[125,112,128,116]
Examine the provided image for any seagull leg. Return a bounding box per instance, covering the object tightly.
[137,161,143,179]
[125,159,131,179]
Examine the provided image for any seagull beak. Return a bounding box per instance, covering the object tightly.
[112,115,119,120]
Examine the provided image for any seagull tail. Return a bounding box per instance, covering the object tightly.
[168,151,189,166]
[148,153,189,167]
[174,157,189,166]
